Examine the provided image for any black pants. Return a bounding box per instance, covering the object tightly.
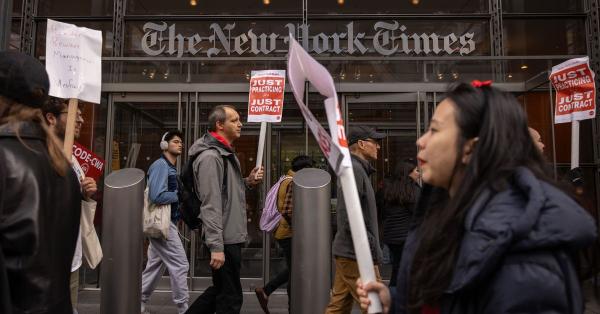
[388,242,405,287]
[186,244,243,314]
[264,238,292,297]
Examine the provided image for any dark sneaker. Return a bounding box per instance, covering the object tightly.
[254,287,270,314]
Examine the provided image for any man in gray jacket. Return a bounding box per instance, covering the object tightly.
[326,126,385,314]
[186,105,263,314]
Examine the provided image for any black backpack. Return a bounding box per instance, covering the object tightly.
[178,150,228,230]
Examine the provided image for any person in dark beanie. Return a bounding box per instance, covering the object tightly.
[0,51,81,314]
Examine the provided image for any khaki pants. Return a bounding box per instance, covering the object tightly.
[70,269,79,307]
[325,257,382,314]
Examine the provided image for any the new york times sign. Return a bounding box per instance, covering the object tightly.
[141,21,476,58]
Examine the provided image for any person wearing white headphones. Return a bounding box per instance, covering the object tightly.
[141,130,189,314]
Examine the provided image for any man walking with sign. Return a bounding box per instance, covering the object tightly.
[42,97,100,313]
[326,126,385,314]
[187,105,263,314]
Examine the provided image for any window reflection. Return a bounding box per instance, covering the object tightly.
[503,0,583,13]
[37,0,114,16]
[126,0,302,15]
[307,0,488,14]
[503,19,586,55]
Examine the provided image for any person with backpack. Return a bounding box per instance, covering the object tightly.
[186,105,263,314]
[141,130,189,314]
[255,155,314,314]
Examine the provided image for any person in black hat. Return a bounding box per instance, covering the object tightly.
[0,51,81,314]
[326,126,386,314]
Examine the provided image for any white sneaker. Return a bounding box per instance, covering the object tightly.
[141,302,149,314]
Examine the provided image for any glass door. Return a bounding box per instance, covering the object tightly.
[109,92,188,290]
[189,93,264,291]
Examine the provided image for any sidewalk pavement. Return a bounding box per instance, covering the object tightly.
[77,289,362,314]
[77,281,600,314]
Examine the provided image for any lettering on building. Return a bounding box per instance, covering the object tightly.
[141,21,476,58]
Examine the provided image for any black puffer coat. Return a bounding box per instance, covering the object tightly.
[394,167,597,314]
[0,122,81,314]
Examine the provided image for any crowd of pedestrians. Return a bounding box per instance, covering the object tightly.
[0,50,597,314]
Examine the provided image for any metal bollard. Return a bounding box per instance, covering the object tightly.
[100,168,145,314]
[290,168,331,314]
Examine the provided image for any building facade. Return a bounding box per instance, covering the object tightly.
[6,0,600,291]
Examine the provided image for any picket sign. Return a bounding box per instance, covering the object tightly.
[287,35,383,314]
[247,70,286,174]
[45,19,102,158]
[549,57,596,169]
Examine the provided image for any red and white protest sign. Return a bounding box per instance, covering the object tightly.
[247,70,285,123]
[550,57,596,124]
[72,142,105,181]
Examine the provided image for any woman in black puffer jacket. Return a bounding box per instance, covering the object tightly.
[382,159,420,287]
[357,82,597,314]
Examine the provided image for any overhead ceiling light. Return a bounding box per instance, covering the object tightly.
[190,0,197,6]
[520,64,528,70]
[338,0,344,4]
[411,0,420,5]
[263,0,270,5]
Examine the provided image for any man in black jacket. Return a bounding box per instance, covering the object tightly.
[326,126,385,314]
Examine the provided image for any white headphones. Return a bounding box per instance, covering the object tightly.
[160,132,169,150]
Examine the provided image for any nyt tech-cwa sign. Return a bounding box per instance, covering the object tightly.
[141,21,476,58]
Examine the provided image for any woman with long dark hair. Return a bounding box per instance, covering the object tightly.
[382,159,419,287]
[0,51,81,313]
[357,82,597,314]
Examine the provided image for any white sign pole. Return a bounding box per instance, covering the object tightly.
[256,121,267,169]
[571,120,580,169]
[287,36,382,314]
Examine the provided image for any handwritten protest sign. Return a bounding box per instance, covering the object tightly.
[73,142,105,181]
[550,57,596,124]
[248,70,285,123]
[287,35,382,313]
[45,19,102,159]
[46,19,102,104]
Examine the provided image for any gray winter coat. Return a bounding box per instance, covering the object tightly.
[394,167,597,314]
[188,133,248,252]
[332,154,384,263]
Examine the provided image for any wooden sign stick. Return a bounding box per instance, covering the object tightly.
[63,98,78,159]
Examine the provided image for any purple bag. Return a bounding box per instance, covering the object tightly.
[259,175,291,232]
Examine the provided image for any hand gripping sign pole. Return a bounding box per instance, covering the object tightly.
[287,35,383,314]
[248,70,286,174]
[549,57,596,169]
[45,19,102,159]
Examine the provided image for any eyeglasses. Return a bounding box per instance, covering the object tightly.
[59,111,83,120]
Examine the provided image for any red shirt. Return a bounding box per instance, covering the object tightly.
[422,305,440,314]
[209,131,232,149]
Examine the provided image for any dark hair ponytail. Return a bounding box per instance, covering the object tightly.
[407,83,550,312]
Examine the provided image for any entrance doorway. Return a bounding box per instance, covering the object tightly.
[98,89,439,290]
